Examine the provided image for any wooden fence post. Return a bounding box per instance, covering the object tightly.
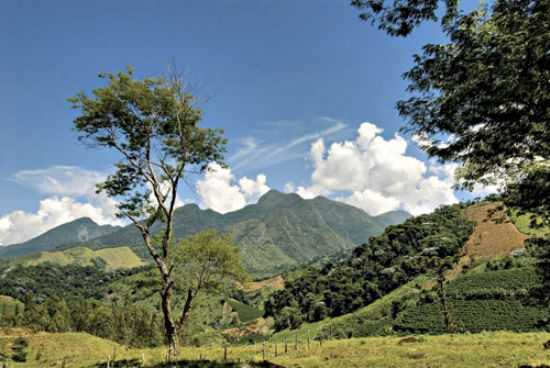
[285,338,288,353]
[275,343,278,357]
[307,333,311,350]
[224,346,228,361]
[262,342,266,361]
[295,332,298,350]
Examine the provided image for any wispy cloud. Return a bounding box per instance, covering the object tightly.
[228,137,259,162]
[230,119,347,171]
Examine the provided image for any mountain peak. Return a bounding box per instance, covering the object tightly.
[257,189,301,208]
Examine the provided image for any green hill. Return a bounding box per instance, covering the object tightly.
[88,190,411,276]
[264,204,475,329]
[14,246,143,271]
[0,218,121,259]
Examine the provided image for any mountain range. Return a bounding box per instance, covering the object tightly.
[0,190,410,276]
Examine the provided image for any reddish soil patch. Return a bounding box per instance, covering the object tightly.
[463,202,528,260]
[244,275,285,292]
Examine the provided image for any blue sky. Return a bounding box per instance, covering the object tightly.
[1,1,483,245]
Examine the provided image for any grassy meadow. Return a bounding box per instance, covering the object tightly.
[0,330,549,367]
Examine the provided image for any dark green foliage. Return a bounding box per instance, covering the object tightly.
[505,167,550,229]
[351,0,459,37]
[398,0,550,188]
[265,204,474,330]
[448,268,541,296]
[19,295,164,347]
[0,263,146,302]
[397,299,547,334]
[526,237,550,309]
[11,337,28,363]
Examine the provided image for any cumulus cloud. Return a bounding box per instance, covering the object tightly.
[0,166,124,246]
[289,122,460,216]
[196,163,271,213]
[0,197,122,245]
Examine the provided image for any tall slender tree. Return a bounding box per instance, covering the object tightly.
[69,68,226,356]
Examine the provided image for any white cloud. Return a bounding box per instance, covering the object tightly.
[0,196,123,245]
[289,122,460,216]
[0,166,124,246]
[196,163,271,213]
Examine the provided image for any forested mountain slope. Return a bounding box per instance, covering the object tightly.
[265,204,475,329]
[87,190,411,276]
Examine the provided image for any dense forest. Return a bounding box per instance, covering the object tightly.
[264,204,475,330]
[0,263,165,347]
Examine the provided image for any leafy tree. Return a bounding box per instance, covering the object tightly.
[173,229,247,333]
[69,68,226,356]
[396,1,550,188]
[389,0,550,311]
[429,257,456,332]
[351,0,459,36]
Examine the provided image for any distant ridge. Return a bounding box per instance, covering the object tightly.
[0,217,121,259]
[0,191,411,276]
[88,190,411,276]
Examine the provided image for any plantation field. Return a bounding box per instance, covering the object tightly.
[397,299,547,334]
[447,267,541,295]
[0,331,549,367]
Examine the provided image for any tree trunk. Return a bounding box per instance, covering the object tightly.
[437,275,454,333]
[161,282,179,359]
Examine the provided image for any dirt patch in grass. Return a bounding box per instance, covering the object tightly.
[463,202,528,260]
[244,275,285,292]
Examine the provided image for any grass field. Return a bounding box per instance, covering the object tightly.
[16,246,144,271]
[0,331,549,367]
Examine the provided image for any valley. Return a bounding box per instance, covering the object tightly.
[1,197,549,367]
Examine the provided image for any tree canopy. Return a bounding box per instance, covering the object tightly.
[174,229,247,329]
[352,0,459,36]
[397,0,550,188]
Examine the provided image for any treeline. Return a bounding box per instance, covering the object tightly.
[0,295,164,347]
[0,263,150,302]
[0,263,166,347]
[264,204,475,330]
